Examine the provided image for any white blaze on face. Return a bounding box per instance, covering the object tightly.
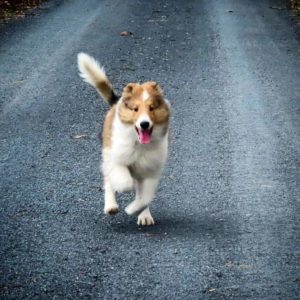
[142,90,150,101]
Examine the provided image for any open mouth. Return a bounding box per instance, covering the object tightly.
[135,126,153,144]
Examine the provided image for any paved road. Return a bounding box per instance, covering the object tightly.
[1,0,299,299]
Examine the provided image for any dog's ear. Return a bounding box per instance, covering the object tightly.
[147,81,158,88]
[123,83,136,94]
[145,81,164,95]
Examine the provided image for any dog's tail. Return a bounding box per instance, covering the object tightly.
[77,53,119,106]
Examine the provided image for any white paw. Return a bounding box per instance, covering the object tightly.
[137,213,155,226]
[104,204,119,215]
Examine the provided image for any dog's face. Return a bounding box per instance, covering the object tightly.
[118,82,170,144]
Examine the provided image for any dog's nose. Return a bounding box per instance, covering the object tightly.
[140,121,150,130]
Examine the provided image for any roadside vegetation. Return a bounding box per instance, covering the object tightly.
[0,0,42,21]
[1,1,299,23]
[288,0,300,13]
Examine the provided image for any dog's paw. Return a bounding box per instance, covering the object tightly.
[104,204,119,215]
[137,211,155,226]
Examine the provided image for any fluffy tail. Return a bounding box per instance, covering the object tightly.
[77,53,119,106]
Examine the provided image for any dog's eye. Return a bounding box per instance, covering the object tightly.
[125,102,137,111]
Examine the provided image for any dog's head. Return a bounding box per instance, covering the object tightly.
[118,82,170,144]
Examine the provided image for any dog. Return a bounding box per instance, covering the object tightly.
[77,53,170,226]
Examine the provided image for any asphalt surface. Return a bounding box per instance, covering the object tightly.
[0,0,300,299]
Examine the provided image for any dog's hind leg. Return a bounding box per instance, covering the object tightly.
[103,178,119,215]
[125,178,158,218]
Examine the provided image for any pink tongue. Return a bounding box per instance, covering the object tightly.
[138,129,151,144]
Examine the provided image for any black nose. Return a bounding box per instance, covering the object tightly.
[140,121,150,130]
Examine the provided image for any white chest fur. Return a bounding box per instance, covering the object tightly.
[105,113,168,180]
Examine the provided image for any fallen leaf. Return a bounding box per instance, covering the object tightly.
[11,80,26,86]
[270,6,285,10]
[120,31,133,36]
[239,264,251,269]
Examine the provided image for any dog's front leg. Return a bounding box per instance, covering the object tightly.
[103,178,119,215]
[125,177,158,218]
[108,164,134,192]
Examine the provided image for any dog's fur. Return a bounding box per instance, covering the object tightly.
[77,53,170,226]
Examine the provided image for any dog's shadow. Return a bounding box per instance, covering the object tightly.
[107,211,239,240]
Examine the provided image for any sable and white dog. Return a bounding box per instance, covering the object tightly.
[77,53,170,226]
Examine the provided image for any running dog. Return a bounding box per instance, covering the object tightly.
[77,53,170,226]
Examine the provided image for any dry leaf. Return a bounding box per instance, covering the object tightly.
[270,6,285,10]
[120,31,133,36]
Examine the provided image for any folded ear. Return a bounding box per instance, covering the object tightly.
[123,83,136,94]
[147,81,158,87]
[145,81,164,95]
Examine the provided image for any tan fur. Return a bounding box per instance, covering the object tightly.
[118,82,170,127]
[78,53,171,225]
[102,105,116,148]
[96,81,115,103]
[105,205,119,215]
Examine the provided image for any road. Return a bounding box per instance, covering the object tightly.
[0,0,299,299]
